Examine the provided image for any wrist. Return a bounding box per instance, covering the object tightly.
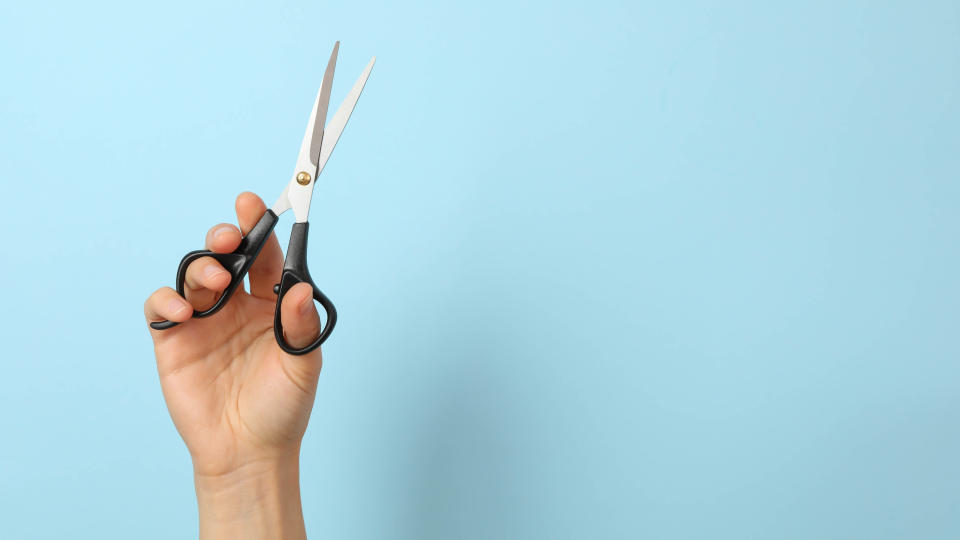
[194,456,305,540]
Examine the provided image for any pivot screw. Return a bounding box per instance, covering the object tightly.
[296,171,312,185]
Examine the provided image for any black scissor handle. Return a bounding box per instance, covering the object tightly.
[149,210,280,330]
[273,222,337,355]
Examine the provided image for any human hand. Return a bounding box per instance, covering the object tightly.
[145,191,323,539]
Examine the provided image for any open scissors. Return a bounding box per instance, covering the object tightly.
[150,42,374,355]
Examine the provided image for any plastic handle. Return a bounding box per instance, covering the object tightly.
[273,222,337,355]
[149,210,280,330]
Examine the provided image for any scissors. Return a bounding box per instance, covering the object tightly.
[150,42,375,355]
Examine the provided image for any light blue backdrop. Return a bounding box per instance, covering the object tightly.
[2,1,959,538]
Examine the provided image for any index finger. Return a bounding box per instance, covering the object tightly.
[235,192,284,298]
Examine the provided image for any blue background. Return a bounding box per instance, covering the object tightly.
[2,1,959,538]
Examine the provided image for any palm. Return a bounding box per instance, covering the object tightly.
[146,193,323,477]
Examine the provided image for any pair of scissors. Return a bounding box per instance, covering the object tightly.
[149,42,375,355]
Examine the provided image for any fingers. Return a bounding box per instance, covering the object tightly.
[205,223,242,253]
[144,287,192,325]
[279,282,321,350]
[146,193,285,336]
[183,256,231,311]
[178,220,246,311]
[235,192,284,298]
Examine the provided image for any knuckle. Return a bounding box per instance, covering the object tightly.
[188,256,214,272]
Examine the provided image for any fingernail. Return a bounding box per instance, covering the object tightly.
[212,226,232,239]
[203,265,226,279]
[167,298,189,316]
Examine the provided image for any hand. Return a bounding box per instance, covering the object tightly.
[145,192,321,539]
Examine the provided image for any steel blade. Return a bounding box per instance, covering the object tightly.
[315,56,375,176]
[308,41,339,166]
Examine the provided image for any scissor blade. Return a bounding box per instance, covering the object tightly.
[309,41,339,166]
[293,42,338,176]
[316,56,376,176]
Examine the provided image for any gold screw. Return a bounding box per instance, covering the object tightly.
[296,171,312,185]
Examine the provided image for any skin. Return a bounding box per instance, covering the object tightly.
[144,192,323,540]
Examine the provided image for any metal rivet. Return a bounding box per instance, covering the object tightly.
[296,171,312,185]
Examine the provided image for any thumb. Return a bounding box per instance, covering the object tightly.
[279,282,322,350]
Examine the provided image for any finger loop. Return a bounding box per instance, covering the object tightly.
[273,271,337,355]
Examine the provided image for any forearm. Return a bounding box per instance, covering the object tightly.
[194,457,306,540]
